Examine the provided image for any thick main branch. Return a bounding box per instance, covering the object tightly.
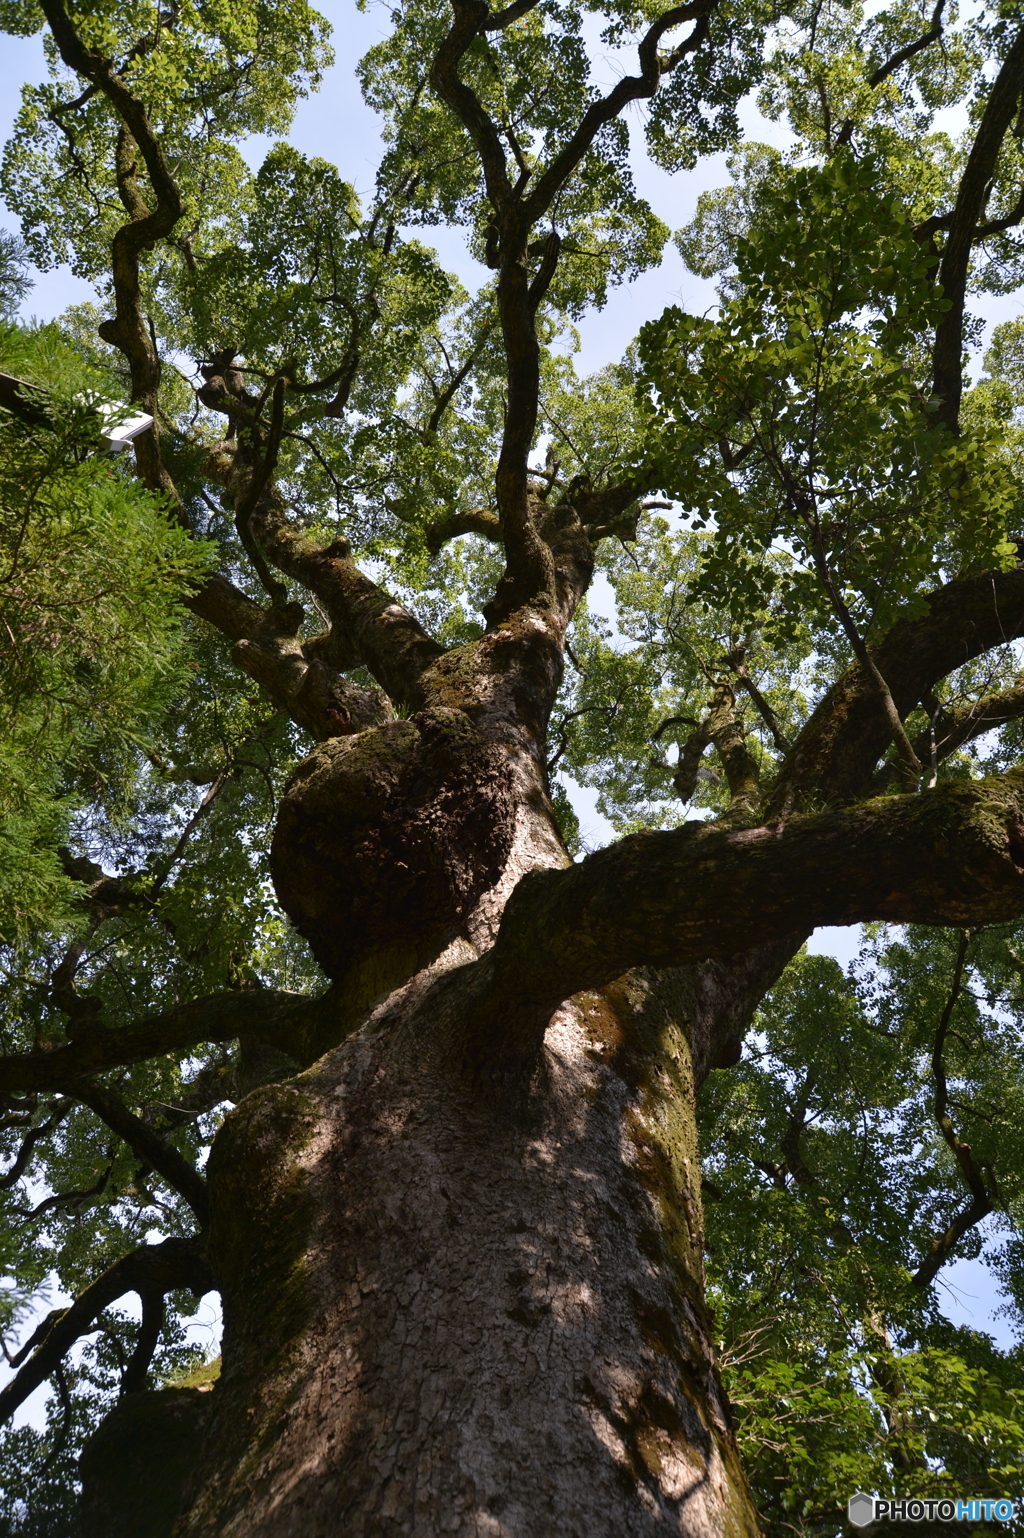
[482,771,1024,1047]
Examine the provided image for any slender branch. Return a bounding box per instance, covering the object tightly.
[429,1,514,210]
[40,1366,72,1475]
[234,377,286,529]
[546,702,618,773]
[768,557,1024,817]
[0,989,306,1095]
[867,0,946,87]
[932,26,1024,432]
[149,772,227,895]
[873,676,1024,793]
[806,511,921,792]
[526,229,561,309]
[975,185,1024,239]
[913,678,1024,763]
[523,2,717,224]
[61,1080,209,1226]
[730,655,790,755]
[484,0,540,29]
[14,1163,113,1221]
[651,714,697,740]
[0,1100,72,1189]
[873,0,947,91]
[425,323,494,438]
[836,0,946,146]
[912,932,998,1288]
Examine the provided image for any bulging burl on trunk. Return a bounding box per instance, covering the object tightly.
[271,707,518,980]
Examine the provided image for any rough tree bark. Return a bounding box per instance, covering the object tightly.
[179,969,748,1536]
[167,483,759,1534]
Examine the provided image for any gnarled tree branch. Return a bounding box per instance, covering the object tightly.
[707,678,759,815]
[425,507,502,555]
[37,7,388,744]
[39,0,183,495]
[0,1236,213,1428]
[429,0,716,625]
[205,436,443,709]
[188,572,391,740]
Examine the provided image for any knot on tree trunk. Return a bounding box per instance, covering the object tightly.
[271,708,518,979]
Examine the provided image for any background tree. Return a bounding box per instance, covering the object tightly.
[1,1,1024,1533]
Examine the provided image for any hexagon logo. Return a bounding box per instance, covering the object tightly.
[848,1492,875,1527]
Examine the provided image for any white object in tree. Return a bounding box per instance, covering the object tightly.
[88,398,154,454]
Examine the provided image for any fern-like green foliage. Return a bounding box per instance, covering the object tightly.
[0,319,211,940]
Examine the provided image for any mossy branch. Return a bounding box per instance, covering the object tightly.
[473,771,1024,1066]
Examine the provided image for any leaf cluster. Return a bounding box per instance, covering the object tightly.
[0,320,211,942]
[703,931,1024,1533]
[638,152,1019,643]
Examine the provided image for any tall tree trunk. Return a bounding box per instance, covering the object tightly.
[80,720,760,1536]
[174,968,757,1537]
